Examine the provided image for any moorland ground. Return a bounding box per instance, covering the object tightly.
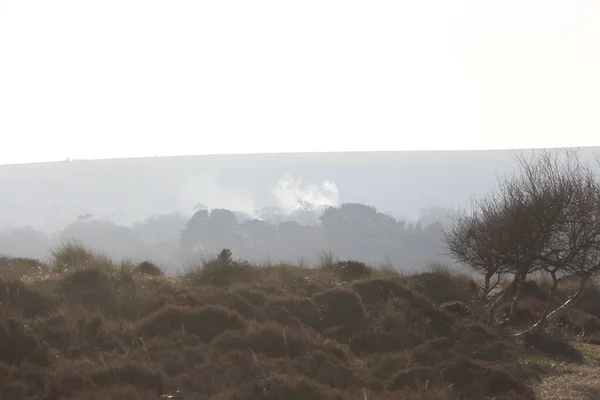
[3,245,600,400]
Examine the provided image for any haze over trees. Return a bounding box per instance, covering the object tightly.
[5,149,600,398]
[0,200,453,270]
[2,148,600,278]
[0,150,523,231]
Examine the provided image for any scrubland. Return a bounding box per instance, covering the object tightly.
[3,245,600,400]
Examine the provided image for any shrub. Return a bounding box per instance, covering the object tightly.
[313,287,367,331]
[388,366,437,391]
[497,297,547,326]
[185,249,258,287]
[442,357,533,399]
[0,317,49,365]
[572,281,600,318]
[523,331,583,362]
[0,277,55,318]
[134,261,163,277]
[211,322,348,361]
[52,242,115,273]
[55,268,118,314]
[440,300,473,318]
[350,330,414,355]
[212,374,353,400]
[558,309,600,336]
[266,297,321,330]
[136,305,247,341]
[408,270,478,304]
[0,257,50,280]
[352,278,419,308]
[328,260,374,281]
[46,358,163,399]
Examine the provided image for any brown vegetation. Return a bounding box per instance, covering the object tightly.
[3,242,600,399]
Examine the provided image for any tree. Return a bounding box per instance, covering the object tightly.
[443,207,509,300]
[180,209,209,253]
[444,149,600,325]
[60,219,145,260]
[180,208,239,256]
[255,205,285,225]
[132,212,187,245]
[419,205,453,228]
[530,157,600,330]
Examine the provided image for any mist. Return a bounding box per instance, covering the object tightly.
[1,149,597,271]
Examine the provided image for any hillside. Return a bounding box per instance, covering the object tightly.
[0,150,522,230]
[3,248,600,399]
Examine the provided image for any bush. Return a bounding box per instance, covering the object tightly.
[55,268,118,314]
[313,287,367,331]
[46,358,163,399]
[0,317,49,365]
[350,330,414,355]
[0,257,50,280]
[443,357,533,399]
[328,260,374,281]
[440,300,473,318]
[212,374,353,400]
[388,366,437,391]
[523,331,583,362]
[0,277,55,318]
[211,322,348,361]
[52,242,115,273]
[266,297,321,330]
[408,270,478,304]
[497,297,547,326]
[352,278,419,308]
[136,305,247,341]
[185,249,258,287]
[134,261,163,277]
[0,248,573,399]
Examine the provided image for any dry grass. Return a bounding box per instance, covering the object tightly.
[3,246,600,399]
[532,341,600,400]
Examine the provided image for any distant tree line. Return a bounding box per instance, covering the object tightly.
[179,202,450,266]
[0,201,454,270]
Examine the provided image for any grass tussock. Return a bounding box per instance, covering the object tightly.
[52,241,116,273]
[1,245,598,399]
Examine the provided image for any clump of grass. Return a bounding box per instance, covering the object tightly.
[183,249,259,287]
[0,276,56,318]
[52,241,116,273]
[322,260,374,281]
[54,267,119,314]
[134,261,164,277]
[0,245,587,399]
[136,304,247,341]
[0,256,52,281]
[523,330,583,363]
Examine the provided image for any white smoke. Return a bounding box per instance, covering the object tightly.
[270,174,340,214]
[177,173,340,219]
[178,173,257,216]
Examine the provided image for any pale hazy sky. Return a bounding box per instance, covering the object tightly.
[1,0,599,165]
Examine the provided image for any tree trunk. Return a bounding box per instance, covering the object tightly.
[515,270,559,336]
[483,272,492,299]
[504,270,527,325]
[546,274,591,321]
[487,276,517,325]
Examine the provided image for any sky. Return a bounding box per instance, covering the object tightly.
[1,0,600,165]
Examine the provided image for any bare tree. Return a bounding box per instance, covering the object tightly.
[443,207,508,299]
[513,149,600,333]
[542,189,600,324]
[445,148,595,325]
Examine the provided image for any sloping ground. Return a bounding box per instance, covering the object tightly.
[1,253,597,400]
[533,342,600,400]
